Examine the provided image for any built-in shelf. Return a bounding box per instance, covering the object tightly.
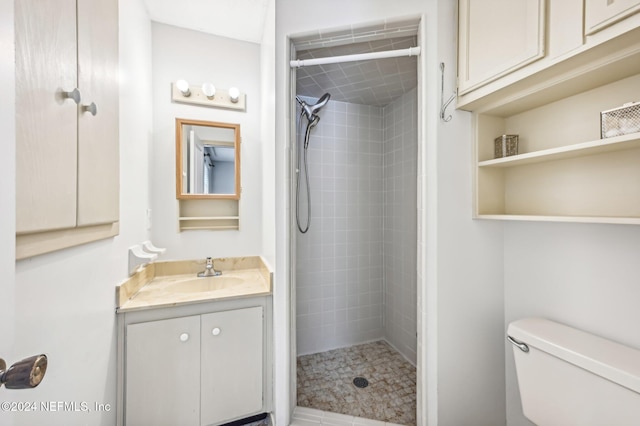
[473,73,640,224]
[476,214,640,225]
[479,133,640,168]
[178,216,240,221]
[178,199,239,231]
[461,3,640,225]
[179,226,239,230]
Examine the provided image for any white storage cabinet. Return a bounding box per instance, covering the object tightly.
[123,306,265,426]
[15,0,119,259]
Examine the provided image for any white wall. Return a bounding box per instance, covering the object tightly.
[0,4,17,426]
[259,2,280,421]
[433,2,507,425]
[6,1,153,425]
[434,105,505,426]
[149,23,264,259]
[276,1,506,425]
[260,0,277,268]
[504,222,640,425]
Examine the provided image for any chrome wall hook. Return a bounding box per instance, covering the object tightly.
[440,62,457,122]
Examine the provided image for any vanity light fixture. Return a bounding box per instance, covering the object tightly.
[202,83,216,99]
[176,79,191,97]
[229,87,240,103]
[171,81,245,111]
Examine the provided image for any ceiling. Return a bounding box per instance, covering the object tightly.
[142,2,419,107]
[142,0,270,44]
[295,36,417,107]
[293,18,420,107]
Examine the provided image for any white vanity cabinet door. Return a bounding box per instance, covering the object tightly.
[458,0,546,95]
[125,316,201,426]
[200,307,263,425]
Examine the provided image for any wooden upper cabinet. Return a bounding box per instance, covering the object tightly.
[462,0,640,224]
[15,0,79,234]
[76,0,120,227]
[585,0,640,35]
[15,0,119,259]
[458,0,546,95]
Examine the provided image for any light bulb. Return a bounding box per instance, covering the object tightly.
[202,83,216,99]
[228,87,240,103]
[176,79,190,97]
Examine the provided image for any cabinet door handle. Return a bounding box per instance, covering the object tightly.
[82,102,97,116]
[62,88,81,105]
[179,333,190,342]
[211,327,221,336]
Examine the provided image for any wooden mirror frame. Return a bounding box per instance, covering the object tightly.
[175,118,241,200]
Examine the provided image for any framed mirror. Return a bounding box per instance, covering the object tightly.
[176,118,240,199]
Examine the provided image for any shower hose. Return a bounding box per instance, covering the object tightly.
[296,110,319,233]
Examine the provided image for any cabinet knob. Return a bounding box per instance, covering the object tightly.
[211,327,221,336]
[62,88,81,105]
[179,333,189,342]
[82,102,97,116]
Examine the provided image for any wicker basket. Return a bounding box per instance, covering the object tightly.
[494,134,519,158]
[601,101,640,138]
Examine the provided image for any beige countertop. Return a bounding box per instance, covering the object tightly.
[116,256,272,313]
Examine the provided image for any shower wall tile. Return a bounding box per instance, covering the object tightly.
[297,92,417,362]
[297,97,384,355]
[382,88,418,365]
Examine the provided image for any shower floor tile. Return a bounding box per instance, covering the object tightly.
[297,341,416,425]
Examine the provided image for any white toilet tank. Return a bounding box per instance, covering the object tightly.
[508,318,640,426]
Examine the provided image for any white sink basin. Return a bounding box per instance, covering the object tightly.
[167,276,244,293]
[116,256,273,312]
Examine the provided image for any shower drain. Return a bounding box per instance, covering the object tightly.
[353,377,369,388]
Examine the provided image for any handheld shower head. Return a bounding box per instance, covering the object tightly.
[294,92,330,234]
[297,93,331,121]
[308,93,330,115]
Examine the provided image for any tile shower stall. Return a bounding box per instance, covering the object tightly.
[295,88,418,365]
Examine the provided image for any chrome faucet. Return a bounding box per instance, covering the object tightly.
[198,257,221,277]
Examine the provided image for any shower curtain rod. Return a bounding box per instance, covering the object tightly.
[290,46,421,68]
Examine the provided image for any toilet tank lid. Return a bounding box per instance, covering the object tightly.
[508,318,640,394]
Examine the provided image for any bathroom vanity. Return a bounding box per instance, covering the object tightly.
[115,257,272,426]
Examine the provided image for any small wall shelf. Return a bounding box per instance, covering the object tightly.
[178,200,239,231]
[179,225,239,231]
[178,216,240,221]
[479,132,640,168]
[475,214,640,225]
